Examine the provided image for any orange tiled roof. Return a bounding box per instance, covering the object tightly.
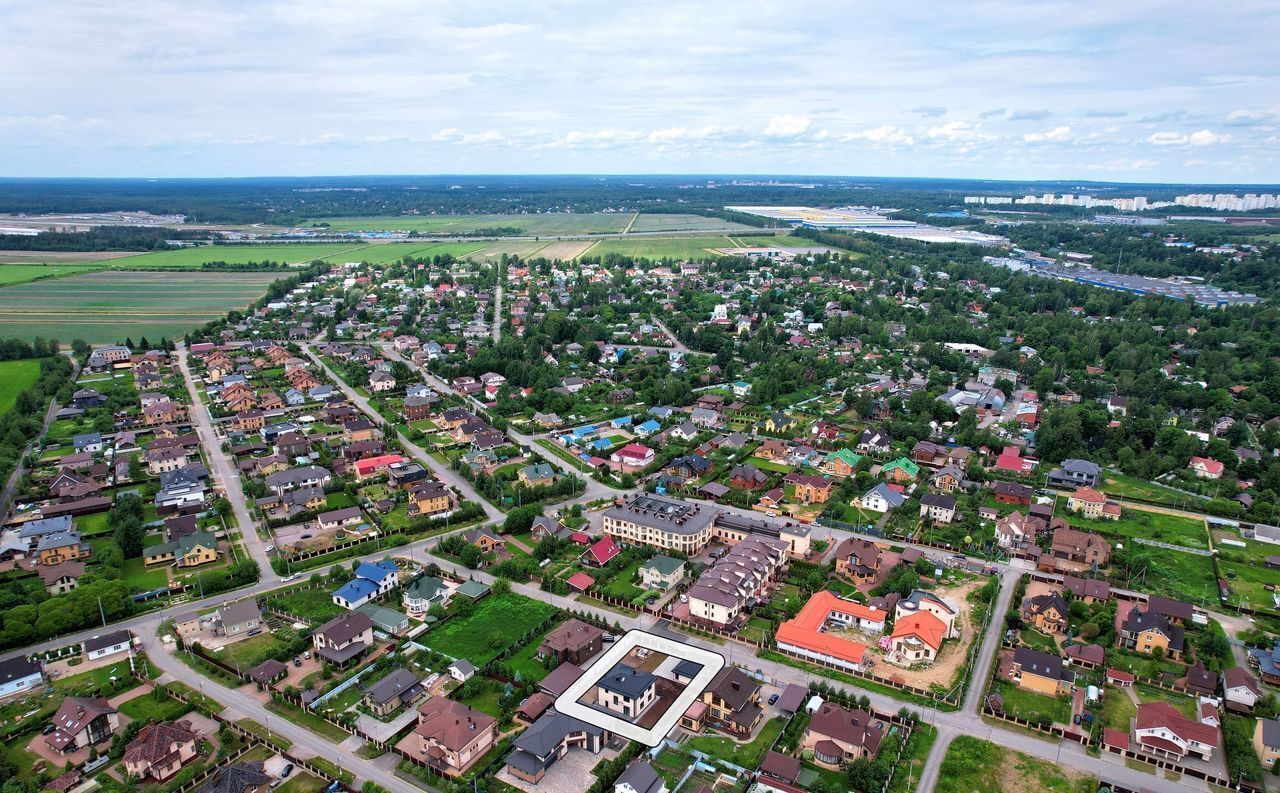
[890,611,947,652]
[776,591,874,665]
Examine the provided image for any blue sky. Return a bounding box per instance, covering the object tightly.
[3,0,1278,182]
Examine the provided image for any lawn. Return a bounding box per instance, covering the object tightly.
[454,680,503,717]
[122,557,169,591]
[596,560,647,602]
[1218,558,1280,612]
[118,689,194,723]
[1135,684,1196,719]
[275,772,328,793]
[686,717,784,769]
[264,698,351,742]
[1057,502,1209,550]
[1018,628,1059,654]
[1101,472,1202,508]
[937,736,1093,793]
[992,681,1071,726]
[267,585,344,623]
[503,622,560,681]
[747,457,793,473]
[1101,689,1137,732]
[421,592,557,666]
[1112,549,1217,604]
[217,633,288,671]
[0,360,41,416]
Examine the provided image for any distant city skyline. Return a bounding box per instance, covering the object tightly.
[3,1,1279,181]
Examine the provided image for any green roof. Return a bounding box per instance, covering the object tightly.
[883,457,920,476]
[405,576,447,601]
[455,580,490,599]
[145,530,217,559]
[356,602,408,631]
[522,463,556,480]
[824,449,862,467]
[641,555,685,576]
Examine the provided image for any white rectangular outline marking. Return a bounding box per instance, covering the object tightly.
[553,628,724,746]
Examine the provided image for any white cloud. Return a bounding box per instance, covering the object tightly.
[842,125,915,145]
[1149,129,1229,146]
[1022,125,1071,142]
[1189,129,1229,145]
[764,114,811,137]
[926,121,986,142]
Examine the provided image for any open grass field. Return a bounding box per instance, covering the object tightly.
[537,241,597,260]
[628,214,758,232]
[0,251,140,264]
[0,270,284,343]
[0,360,41,416]
[586,235,744,259]
[310,213,632,235]
[0,263,114,286]
[421,591,557,666]
[938,736,1093,793]
[107,243,368,268]
[321,242,488,264]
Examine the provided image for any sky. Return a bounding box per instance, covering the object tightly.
[3,0,1279,183]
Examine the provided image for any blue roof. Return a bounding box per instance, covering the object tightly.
[611,416,632,427]
[589,438,613,450]
[637,420,661,433]
[333,578,378,602]
[572,425,596,438]
[355,560,397,583]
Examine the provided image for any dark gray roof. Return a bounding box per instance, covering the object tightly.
[364,668,420,705]
[596,663,655,700]
[615,761,663,793]
[83,630,130,653]
[673,659,703,679]
[510,711,602,761]
[199,763,270,793]
[1013,647,1070,682]
[1261,717,1280,748]
[0,654,38,685]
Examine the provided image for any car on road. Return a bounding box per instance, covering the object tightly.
[281,574,296,582]
[768,693,779,705]
[264,544,275,553]
[293,657,302,667]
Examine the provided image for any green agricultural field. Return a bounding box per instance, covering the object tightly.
[0,264,108,286]
[422,592,557,666]
[322,241,489,264]
[106,243,368,268]
[627,214,758,233]
[0,270,284,343]
[309,213,631,235]
[0,360,41,415]
[587,236,743,259]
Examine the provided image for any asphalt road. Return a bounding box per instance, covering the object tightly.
[302,344,505,523]
[176,345,281,585]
